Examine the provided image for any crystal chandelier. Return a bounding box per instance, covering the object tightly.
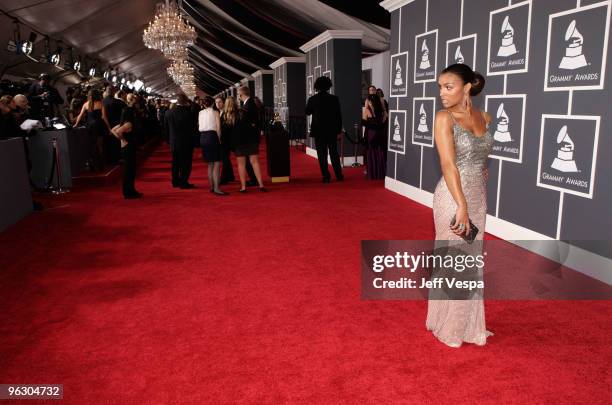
[143,0,196,60]
[180,82,197,99]
[167,59,194,85]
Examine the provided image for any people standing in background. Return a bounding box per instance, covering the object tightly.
[74,89,112,172]
[235,86,266,192]
[165,93,196,189]
[103,86,126,165]
[377,88,389,117]
[12,94,30,125]
[306,76,344,183]
[0,95,23,140]
[216,96,235,185]
[362,94,386,180]
[111,93,142,199]
[68,87,84,124]
[27,74,63,121]
[198,96,227,196]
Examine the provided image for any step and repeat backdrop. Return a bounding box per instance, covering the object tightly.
[382,0,611,261]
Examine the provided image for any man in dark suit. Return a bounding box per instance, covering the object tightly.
[305,76,344,183]
[165,93,196,189]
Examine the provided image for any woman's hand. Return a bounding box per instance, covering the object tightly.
[120,138,128,148]
[451,205,470,237]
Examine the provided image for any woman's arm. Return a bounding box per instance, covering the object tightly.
[434,111,470,236]
[73,103,86,127]
[101,104,112,132]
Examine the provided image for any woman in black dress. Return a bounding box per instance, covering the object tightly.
[111,93,142,199]
[74,89,112,171]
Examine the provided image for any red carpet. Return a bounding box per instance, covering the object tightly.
[0,143,610,404]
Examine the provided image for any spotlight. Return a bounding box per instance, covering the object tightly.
[73,60,81,72]
[146,87,152,93]
[89,67,97,77]
[121,77,126,84]
[133,79,144,91]
[20,32,37,56]
[50,52,61,66]
[112,76,118,83]
[50,45,62,66]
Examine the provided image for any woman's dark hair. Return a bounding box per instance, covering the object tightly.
[441,63,485,96]
[314,76,332,92]
[366,94,384,119]
[87,89,102,111]
[203,96,214,108]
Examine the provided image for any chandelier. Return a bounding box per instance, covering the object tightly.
[180,82,197,99]
[167,59,194,85]
[143,0,196,60]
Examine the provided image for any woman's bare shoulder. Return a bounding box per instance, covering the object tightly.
[435,109,453,126]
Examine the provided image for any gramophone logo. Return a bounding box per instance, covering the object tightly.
[559,20,588,69]
[417,104,428,133]
[412,98,435,147]
[486,95,525,163]
[414,30,438,83]
[454,46,465,63]
[487,2,531,75]
[420,40,431,69]
[545,2,610,90]
[388,110,406,154]
[394,59,403,86]
[493,103,512,143]
[551,125,578,172]
[446,34,477,69]
[390,52,408,97]
[497,16,518,57]
[538,115,600,198]
[393,116,402,141]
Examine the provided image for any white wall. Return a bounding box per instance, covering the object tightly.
[362,51,390,98]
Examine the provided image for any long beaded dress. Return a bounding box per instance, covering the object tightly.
[426,110,494,347]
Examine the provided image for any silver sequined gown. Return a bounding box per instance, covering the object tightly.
[426,110,494,347]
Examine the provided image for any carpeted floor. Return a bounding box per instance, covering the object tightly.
[0,143,610,404]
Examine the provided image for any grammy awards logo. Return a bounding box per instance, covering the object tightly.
[393,116,402,141]
[417,104,428,133]
[498,15,518,57]
[420,40,431,70]
[559,20,588,70]
[493,103,512,143]
[551,125,578,172]
[394,59,403,86]
[454,46,465,64]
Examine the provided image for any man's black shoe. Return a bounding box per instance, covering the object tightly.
[180,183,195,189]
[322,177,331,183]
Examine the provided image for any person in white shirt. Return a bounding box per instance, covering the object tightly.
[199,96,227,195]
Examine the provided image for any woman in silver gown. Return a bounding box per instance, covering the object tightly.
[426,64,494,348]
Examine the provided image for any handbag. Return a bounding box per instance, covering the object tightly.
[450,216,479,243]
